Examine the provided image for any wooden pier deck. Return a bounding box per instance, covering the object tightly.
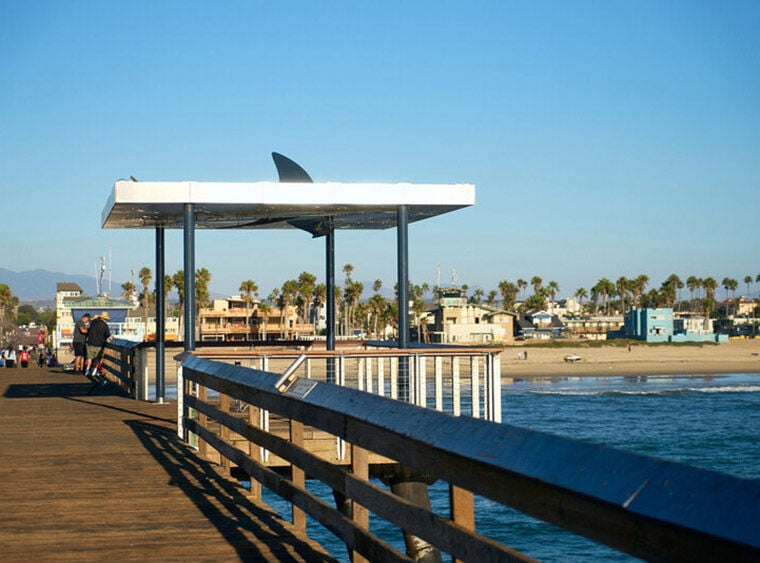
[0,366,334,561]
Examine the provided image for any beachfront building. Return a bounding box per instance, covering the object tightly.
[563,315,624,340]
[514,312,567,340]
[610,307,728,343]
[198,297,315,342]
[430,287,515,343]
[55,282,136,349]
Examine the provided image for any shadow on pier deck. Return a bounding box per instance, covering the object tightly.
[0,366,333,561]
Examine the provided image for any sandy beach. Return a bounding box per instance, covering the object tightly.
[500,339,760,378]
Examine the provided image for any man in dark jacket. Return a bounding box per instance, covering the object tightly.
[85,311,112,379]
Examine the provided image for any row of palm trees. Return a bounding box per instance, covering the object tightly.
[481,273,759,318]
[120,265,759,340]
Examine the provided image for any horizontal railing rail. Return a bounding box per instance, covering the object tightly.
[179,355,760,562]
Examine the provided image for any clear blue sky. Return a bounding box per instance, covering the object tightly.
[1,1,758,300]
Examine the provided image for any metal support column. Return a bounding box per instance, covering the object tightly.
[155,225,166,402]
[183,204,196,351]
[397,205,409,402]
[326,219,336,383]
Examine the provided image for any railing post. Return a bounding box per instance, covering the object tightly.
[450,485,475,563]
[452,357,461,417]
[351,444,369,563]
[390,356,398,400]
[416,355,427,408]
[377,356,385,396]
[434,355,443,411]
[219,392,230,475]
[176,364,184,440]
[247,403,262,499]
[470,356,480,418]
[290,419,306,532]
[198,384,208,459]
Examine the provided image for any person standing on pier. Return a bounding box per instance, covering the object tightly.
[85,312,111,379]
[72,313,90,374]
[19,347,30,368]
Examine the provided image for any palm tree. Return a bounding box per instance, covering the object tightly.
[702,277,718,318]
[472,288,484,305]
[121,280,136,303]
[631,275,649,308]
[296,271,317,327]
[258,303,271,340]
[498,280,518,311]
[547,281,559,313]
[486,290,498,306]
[163,274,173,325]
[172,270,185,340]
[686,276,700,312]
[615,276,629,314]
[195,268,212,316]
[574,288,587,314]
[239,280,259,340]
[745,275,753,298]
[278,279,299,339]
[530,276,543,296]
[592,278,614,315]
[517,279,528,301]
[139,267,152,340]
[0,283,13,342]
[312,283,326,335]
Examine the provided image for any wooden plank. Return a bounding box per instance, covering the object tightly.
[0,367,333,561]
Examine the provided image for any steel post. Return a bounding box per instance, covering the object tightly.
[326,220,335,383]
[397,205,409,401]
[155,225,165,402]
[183,203,195,351]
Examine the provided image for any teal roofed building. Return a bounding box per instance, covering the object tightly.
[610,307,727,343]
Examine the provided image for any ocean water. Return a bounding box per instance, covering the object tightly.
[257,373,760,562]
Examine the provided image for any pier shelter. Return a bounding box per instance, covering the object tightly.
[100,154,475,402]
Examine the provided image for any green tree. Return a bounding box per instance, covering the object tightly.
[547,280,560,313]
[121,280,136,303]
[139,266,152,340]
[498,280,518,311]
[239,279,259,340]
[574,287,588,314]
[311,283,326,335]
[517,278,528,301]
[296,271,317,327]
[172,270,185,339]
[278,279,299,339]
[530,276,543,295]
[0,285,16,339]
[615,277,630,314]
[686,275,700,312]
[702,277,718,318]
[524,291,547,312]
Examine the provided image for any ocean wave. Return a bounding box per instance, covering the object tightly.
[529,385,760,397]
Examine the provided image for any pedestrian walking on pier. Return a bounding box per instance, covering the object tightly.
[19,347,30,368]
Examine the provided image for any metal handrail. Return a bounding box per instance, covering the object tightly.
[179,355,760,562]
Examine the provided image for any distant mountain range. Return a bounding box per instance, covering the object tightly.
[0,268,97,302]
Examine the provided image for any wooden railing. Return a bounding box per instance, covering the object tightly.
[102,339,150,399]
[178,355,760,562]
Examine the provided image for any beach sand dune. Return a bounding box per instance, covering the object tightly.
[501,339,760,378]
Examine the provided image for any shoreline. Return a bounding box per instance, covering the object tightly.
[499,339,760,379]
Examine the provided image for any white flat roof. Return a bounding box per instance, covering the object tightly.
[101,180,475,232]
